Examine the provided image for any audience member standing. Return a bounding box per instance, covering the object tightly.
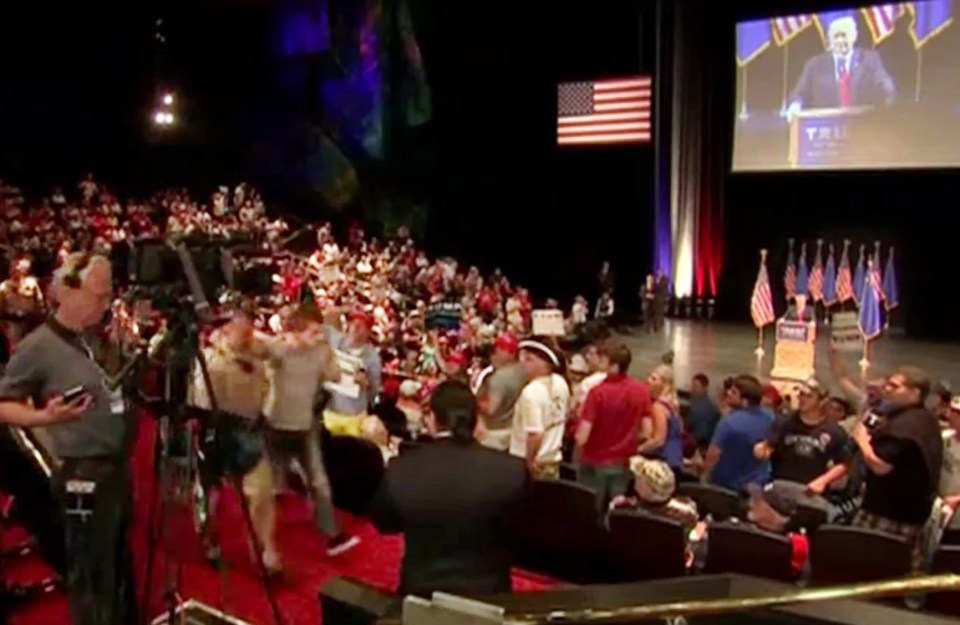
[509,340,569,479]
[370,381,528,597]
[575,343,650,514]
[639,365,685,480]
[703,375,773,493]
[939,396,960,543]
[687,373,720,453]
[476,333,526,451]
[850,367,943,572]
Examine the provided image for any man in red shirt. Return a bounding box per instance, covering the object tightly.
[575,343,651,516]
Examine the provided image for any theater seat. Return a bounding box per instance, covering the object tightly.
[516,479,608,583]
[792,501,828,533]
[607,509,687,581]
[927,545,960,616]
[677,483,742,521]
[322,433,385,515]
[703,522,795,582]
[810,525,911,586]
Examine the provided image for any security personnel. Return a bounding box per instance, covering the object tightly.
[0,252,136,625]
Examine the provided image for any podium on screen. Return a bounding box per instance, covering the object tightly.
[788,106,872,169]
[770,318,816,382]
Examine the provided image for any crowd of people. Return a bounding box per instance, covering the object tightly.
[0,175,957,621]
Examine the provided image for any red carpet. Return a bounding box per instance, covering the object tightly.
[6,416,560,625]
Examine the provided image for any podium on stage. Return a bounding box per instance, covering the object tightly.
[770,318,816,382]
[789,106,871,169]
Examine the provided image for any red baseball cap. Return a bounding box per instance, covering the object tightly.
[493,333,519,355]
[347,309,374,328]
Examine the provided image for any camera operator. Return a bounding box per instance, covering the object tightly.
[850,367,943,573]
[0,252,136,625]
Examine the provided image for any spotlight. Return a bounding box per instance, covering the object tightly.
[164,112,175,124]
[162,93,174,106]
[154,111,166,125]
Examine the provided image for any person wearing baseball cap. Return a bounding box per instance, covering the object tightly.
[754,377,851,495]
[475,333,526,451]
[609,456,698,534]
[323,307,383,420]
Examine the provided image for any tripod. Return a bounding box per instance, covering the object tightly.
[136,310,285,625]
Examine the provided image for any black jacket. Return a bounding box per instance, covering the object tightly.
[369,439,529,597]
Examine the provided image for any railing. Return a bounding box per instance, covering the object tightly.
[507,574,960,624]
[394,574,960,625]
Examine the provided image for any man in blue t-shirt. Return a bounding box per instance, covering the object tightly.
[703,375,773,493]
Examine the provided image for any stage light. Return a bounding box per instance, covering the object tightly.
[162,93,174,106]
[154,111,166,125]
[164,112,175,125]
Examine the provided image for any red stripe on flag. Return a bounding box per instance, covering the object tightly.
[558,76,653,146]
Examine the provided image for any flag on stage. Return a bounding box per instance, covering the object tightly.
[772,15,813,45]
[795,244,810,296]
[853,246,866,305]
[784,244,797,299]
[557,77,652,146]
[862,4,906,45]
[836,243,854,303]
[809,243,824,302]
[737,20,772,66]
[823,246,838,305]
[908,0,954,48]
[858,261,884,340]
[883,247,899,310]
[815,10,858,44]
[751,256,776,327]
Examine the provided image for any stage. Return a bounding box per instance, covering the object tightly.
[619,320,960,391]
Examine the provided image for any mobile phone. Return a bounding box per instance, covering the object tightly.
[62,385,88,404]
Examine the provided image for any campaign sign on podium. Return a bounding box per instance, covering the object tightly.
[789,107,870,169]
[770,319,817,382]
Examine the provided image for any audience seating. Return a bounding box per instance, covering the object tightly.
[809,525,912,586]
[792,501,829,533]
[703,522,795,582]
[607,509,687,581]
[677,483,742,521]
[928,545,960,616]
[516,479,609,583]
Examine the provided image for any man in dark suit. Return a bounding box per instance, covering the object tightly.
[369,380,529,598]
[786,16,895,118]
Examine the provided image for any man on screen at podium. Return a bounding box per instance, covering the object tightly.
[785,16,896,119]
[783,294,815,322]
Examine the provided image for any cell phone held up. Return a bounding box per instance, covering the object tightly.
[62,385,89,404]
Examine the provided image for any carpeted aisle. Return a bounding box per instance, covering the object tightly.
[8,415,558,625]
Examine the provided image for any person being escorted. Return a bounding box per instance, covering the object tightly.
[261,304,359,556]
[0,252,137,625]
[849,367,943,573]
[509,340,570,479]
[370,381,529,597]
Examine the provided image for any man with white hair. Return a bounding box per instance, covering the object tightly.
[786,15,895,117]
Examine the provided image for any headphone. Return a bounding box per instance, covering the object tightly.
[62,252,93,289]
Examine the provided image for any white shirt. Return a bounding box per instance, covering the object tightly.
[509,374,570,464]
[833,52,852,80]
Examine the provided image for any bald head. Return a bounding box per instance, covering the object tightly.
[54,253,113,328]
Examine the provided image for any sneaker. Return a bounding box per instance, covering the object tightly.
[326,534,360,556]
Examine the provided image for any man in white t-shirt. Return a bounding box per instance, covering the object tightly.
[509,340,570,479]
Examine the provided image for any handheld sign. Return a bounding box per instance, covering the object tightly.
[425,302,462,330]
[532,309,566,336]
[830,311,863,353]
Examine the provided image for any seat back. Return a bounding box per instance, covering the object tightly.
[517,479,608,583]
[322,434,385,515]
[607,509,687,581]
[703,522,795,582]
[810,524,912,586]
[677,483,742,521]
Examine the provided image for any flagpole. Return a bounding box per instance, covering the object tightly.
[780,43,790,111]
[755,249,768,360]
[740,67,749,119]
[859,338,870,376]
[915,47,924,102]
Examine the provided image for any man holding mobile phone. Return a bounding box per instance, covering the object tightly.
[0,252,136,625]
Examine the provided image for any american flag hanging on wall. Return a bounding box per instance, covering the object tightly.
[557,77,652,146]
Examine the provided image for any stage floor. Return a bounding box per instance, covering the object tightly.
[619,320,960,392]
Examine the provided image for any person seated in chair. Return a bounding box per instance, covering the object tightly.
[610,456,699,532]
